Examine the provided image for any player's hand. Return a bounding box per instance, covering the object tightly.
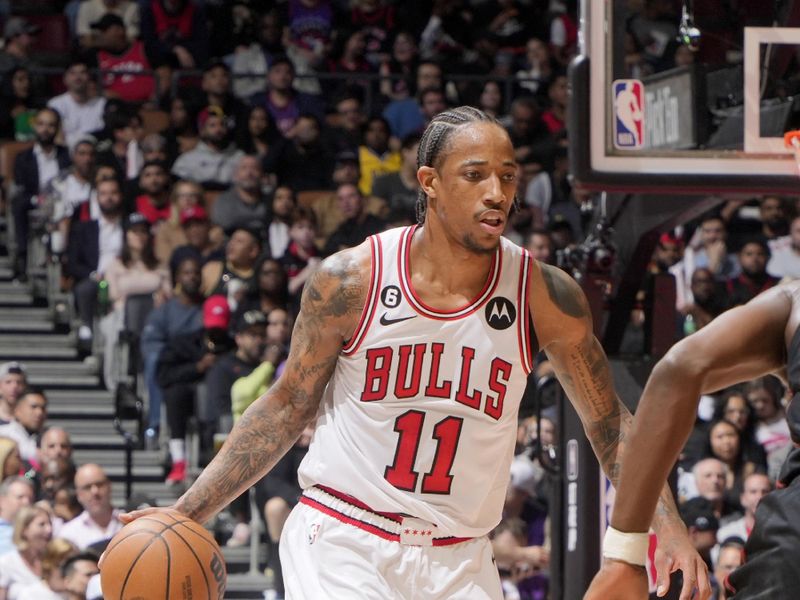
[584,559,648,600]
[653,531,712,600]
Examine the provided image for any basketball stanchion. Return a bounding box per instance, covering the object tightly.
[783,130,800,176]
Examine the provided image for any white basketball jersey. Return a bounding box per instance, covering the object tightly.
[297,226,536,537]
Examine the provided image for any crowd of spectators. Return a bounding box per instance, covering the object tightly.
[0,1,796,600]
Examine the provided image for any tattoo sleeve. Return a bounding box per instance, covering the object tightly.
[174,251,367,523]
[541,266,684,535]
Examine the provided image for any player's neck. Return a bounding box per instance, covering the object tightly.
[411,224,496,299]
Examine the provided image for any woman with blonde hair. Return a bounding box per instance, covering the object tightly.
[154,180,205,266]
[14,537,77,600]
[0,438,21,481]
[0,505,53,599]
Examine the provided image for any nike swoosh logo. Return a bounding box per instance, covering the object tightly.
[379,313,417,326]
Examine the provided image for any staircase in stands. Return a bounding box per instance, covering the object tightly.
[0,254,270,598]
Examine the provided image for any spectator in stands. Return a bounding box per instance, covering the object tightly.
[757,195,789,240]
[266,186,295,260]
[418,86,448,127]
[713,388,767,468]
[378,31,419,103]
[277,113,333,192]
[196,61,248,134]
[47,59,106,150]
[670,213,740,310]
[0,504,53,594]
[39,457,76,506]
[516,38,556,98]
[705,418,765,501]
[283,0,334,95]
[418,0,473,66]
[716,472,771,545]
[324,29,374,99]
[250,56,325,137]
[211,155,269,235]
[325,91,365,156]
[713,541,743,600]
[57,552,99,600]
[265,307,292,359]
[89,14,154,105]
[0,18,41,80]
[230,9,286,100]
[236,106,286,175]
[308,151,387,247]
[201,227,260,299]
[476,80,505,121]
[323,183,386,256]
[140,0,208,68]
[168,204,223,273]
[101,212,171,388]
[0,476,34,555]
[132,161,171,226]
[280,208,319,312]
[153,180,205,265]
[48,137,97,255]
[0,388,47,465]
[11,108,70,281]
[350,0,397,68]
[95,108,144,181]
[526,228,553,264]
[172,106,244,189]
[207,309,267,441]
[14,540,85,600]
[0,363,26,426]
[0,476,32,555]
[59,464,121,549]
[0,438,21,480]
[746,376,792,461]
[140,133,168,165]
[76,0,140,48]
[0,66,42,141]
[252,423,311,598]
[768,214,800,278]
[680,268,727,333]
[372,132,420,220]
[679,497,719,571]
[66,177,125,348]
[506,96,548,164]
[725,238,780,307]
[690,458,739,520]
[358,116,401,196]
[163,94,199,164]
[235,257,289,320]
[384,61,446,139]
[140,256,204,445]
[157,295,234,483]
[541,74,568,135]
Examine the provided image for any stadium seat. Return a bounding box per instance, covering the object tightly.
[140,108,170,136]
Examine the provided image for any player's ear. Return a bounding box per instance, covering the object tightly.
[417,166,437,199]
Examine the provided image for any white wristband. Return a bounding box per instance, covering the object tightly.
[602,526,649,567]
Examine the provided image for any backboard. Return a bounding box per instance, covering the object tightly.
[569,0,800,194]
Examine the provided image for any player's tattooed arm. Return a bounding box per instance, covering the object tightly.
[174,246,369,523]
[535,264,685,536]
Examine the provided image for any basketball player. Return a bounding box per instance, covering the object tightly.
[586,281,800,600]
[122,107,704,597]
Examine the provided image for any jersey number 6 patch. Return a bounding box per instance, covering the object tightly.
[384,410,464,495]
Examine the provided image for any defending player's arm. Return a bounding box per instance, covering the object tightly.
[134,246,368,525]
[530,263,708,599]
[604,285,790,548]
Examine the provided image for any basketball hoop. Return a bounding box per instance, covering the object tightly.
[783,130,800,176]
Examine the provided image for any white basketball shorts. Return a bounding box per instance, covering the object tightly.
[279,485,503,600]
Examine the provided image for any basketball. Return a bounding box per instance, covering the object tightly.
[100,509,226,600]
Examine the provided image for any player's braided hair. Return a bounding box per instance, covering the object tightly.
[415,106,519,223]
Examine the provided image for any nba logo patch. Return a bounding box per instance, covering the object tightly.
[612,79,644,149]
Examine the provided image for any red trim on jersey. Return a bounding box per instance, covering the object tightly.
[516,252,534,374]
[342,235,382,355]
[305,486,473,546]
[397,226,501,321]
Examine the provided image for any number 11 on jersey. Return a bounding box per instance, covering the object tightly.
[384,410,464,495]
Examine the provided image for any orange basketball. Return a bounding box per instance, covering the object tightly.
[100,509,226,600]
